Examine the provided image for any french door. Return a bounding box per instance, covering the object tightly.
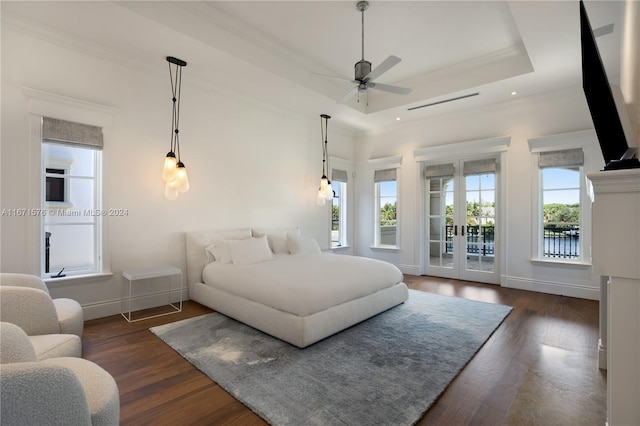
[423,158,498,284]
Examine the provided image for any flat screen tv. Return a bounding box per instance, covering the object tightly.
[580,0,639,170]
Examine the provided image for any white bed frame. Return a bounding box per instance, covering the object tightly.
[185,229,409,348]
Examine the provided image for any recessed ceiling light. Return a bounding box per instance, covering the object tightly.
[511,91,517,96]
[396,117,401,121]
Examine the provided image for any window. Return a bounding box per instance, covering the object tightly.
[537,148,585,261]
[46,168,66,202]
[374,168,398,247]
[41,117,103,277]
[331,168,348,248]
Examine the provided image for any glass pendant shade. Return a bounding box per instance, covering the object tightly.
[320,175,329,190]
[175,162,190,193]
[316,189,326,206]
[162,152,177,182]
[324,183,334,200]
[164,179,179,200]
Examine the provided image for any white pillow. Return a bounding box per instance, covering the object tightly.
[287,234,322,255]
[227,236,274,265]
[253,228,300,254]
[204,240,232,264]
[204,244,216,263]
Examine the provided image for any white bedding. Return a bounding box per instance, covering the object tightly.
[185,228,409,347]
[202,253,403,317]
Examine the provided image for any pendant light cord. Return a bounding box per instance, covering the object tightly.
[320,115,330,177]
[168,61,183,162]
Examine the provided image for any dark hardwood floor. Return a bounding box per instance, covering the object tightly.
[82,276,605,425]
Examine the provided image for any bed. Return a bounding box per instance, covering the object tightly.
[185,228,409,348]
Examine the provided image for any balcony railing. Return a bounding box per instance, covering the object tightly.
[439,224,579,259]
[543,225,580,258]
[445,225,495,256]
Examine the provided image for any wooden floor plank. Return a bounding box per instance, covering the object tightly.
[82,275,605,425]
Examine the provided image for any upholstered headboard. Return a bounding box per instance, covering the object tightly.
[184,229,252,287]
[184,227,301,288]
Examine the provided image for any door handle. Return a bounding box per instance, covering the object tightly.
[453,225,458,236]
[461,225,465,237]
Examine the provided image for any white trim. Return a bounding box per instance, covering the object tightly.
[44,272,114,286]
[396,265,420,276]
[419,154,503,285]
[502,275,599,300]
[81,288,190,321]
[588,169,640,193]
[413,136,510,162]
[23,87,116,127]
[373,174,400,249]
[368,155,402,169]
[530,258,592,267]
[370,156,402,249]
[329,156,352,172]
[24,88,114,278]
[529,130,597,265]
[528,129,597,153]
[329,156,353,250]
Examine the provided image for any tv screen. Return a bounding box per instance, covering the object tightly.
[580,0,638,169]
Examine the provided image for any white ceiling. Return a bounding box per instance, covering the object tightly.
[1,1,625,132]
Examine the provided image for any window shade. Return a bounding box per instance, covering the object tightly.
[463,158,496,176]
[424,163,454,179]
[43,117,103,150]
[374,168,397,182]
[538,148,584,168]
[332,169,348,182]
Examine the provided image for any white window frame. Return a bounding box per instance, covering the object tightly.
[25,88,115,284]
[528,130,598,266]
[329,157,352,250]
[42,142,103,277]
[331,180,348,248]
[369,155,402,250]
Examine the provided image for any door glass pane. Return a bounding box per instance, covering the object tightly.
[427,176,454,269]
[465,172,495,273]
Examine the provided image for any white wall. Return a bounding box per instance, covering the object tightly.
[0,27,355,319]
[354,86,605,299]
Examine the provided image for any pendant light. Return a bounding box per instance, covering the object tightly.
[316,114,334,206]
[163,56,189,200]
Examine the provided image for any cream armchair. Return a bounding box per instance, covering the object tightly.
[0,322,120,426]
[0,273,83,359]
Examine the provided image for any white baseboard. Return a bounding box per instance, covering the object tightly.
[502,275,600,300]
[397,264,420,276]
[598,339,607,370]
[82,288,190,321]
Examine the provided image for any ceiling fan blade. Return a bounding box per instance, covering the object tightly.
[367,82,411,95]
[364,55,401,82]
[312,72,355,83]
[337,86,359,104]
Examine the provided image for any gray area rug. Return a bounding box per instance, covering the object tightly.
[150,290,512,425]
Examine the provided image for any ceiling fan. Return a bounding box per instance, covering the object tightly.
[319,1,411,104]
